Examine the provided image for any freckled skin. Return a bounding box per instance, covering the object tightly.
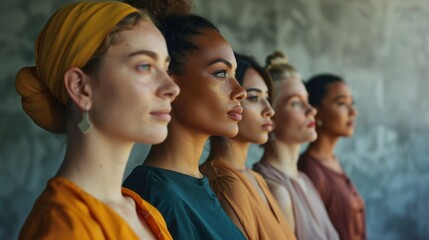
[171,28,246,137]
[90,21,179,144]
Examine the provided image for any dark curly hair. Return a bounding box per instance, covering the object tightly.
[124,0,219,75]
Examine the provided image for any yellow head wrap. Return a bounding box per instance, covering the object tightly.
[15,1,139,133]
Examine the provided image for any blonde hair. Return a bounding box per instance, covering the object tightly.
[265,51,301,82]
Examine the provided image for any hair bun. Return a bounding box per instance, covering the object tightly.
[124,0,192,19]
[265,51,289,67]
[15,67,67,133]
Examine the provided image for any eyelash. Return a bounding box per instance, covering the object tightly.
[212,70,228,78]
[248,96,259,102]
[337,101,355,106]
[136,64,151,72]
[291,100,305,108]
[247,95,270,103]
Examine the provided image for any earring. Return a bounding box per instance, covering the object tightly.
[78,104,92,134]
[317,120,323,127]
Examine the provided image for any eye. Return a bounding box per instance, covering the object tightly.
[291,100,305,109]
[136,64,151,72]
[247,96,259,102]
[212,70,228,78]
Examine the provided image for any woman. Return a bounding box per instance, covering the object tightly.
[200,53,296,240]
[299,73,366,240]
[123,1,247,239]
[15,2,179,239]
[253,51,339,240]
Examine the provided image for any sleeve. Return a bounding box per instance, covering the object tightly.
[142,201,173,240]
[208,174,255,239]
[300,164,330,206]
[19,205,95,240]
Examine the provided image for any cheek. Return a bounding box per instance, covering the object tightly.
[326,108,348,124]
[275,111,305,134]
[238,110,257,131]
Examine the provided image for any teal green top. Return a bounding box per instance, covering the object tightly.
[123,165,246,240]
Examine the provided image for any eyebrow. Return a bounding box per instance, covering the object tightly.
[285,94,305,101]
[246,88,267,94]
[207,58,233,68]
[333,95,352,101]
[127,50,170,63]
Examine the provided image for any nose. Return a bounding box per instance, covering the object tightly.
[262,99,275,118]
[307,103,317,116]
[157,70,180,102]
[230,77,246,102]
[349,104,358,117]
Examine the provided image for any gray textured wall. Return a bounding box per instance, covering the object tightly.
[1,0,428,239]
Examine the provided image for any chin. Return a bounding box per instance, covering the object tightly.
[343,132,355,137]
[217,125,239,138]
[307,135,317,142]
[254,137,268,145]
[142,130,168,144]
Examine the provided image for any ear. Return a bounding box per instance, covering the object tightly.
[64,68,92,111]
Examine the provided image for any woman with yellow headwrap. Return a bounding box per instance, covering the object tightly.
[15,1,179,239]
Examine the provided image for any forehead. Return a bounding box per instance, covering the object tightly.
[278,77,307,97]
[107,20,167,57]
[187,28,236,67]
[324,81,352,99]
[242,68,268,91]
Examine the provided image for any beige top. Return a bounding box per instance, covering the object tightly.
[201,159,296,240]
[254,161,339,240]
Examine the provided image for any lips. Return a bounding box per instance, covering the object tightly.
[347,120,355,127]
[150,108,172,122]
[307,121,316,128]
[227,106,243,121]
[261,121,273,131]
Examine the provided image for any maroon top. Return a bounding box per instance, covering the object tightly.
[298,154,366,240]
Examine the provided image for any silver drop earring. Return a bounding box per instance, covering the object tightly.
[317,120,323,127]
[78,104,92,134]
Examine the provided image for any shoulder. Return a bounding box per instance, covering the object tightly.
[20,201,95,239]
[210,174,247,202]
[123,166,178,197]
[265,178,290,198]
[299,155,326,180]
[202,161,244,193]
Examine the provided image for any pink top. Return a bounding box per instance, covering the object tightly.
[254,161,339,240]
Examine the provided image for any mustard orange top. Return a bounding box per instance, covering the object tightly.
[201,159,296,240]
[19,177,172,240]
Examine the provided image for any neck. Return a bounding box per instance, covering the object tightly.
[57,129,133,202]
[261,139,301,177]
[305,132,338,161]
[144,119,207,178]
[207,138,250,170]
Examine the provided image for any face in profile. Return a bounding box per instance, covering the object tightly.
[316,81,357,137]
[171,28,246,137]
[235,68,274,144]
[88,20,179,144]
[273,78,317,144]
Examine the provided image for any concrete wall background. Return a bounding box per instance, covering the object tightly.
[1,0,428,239]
